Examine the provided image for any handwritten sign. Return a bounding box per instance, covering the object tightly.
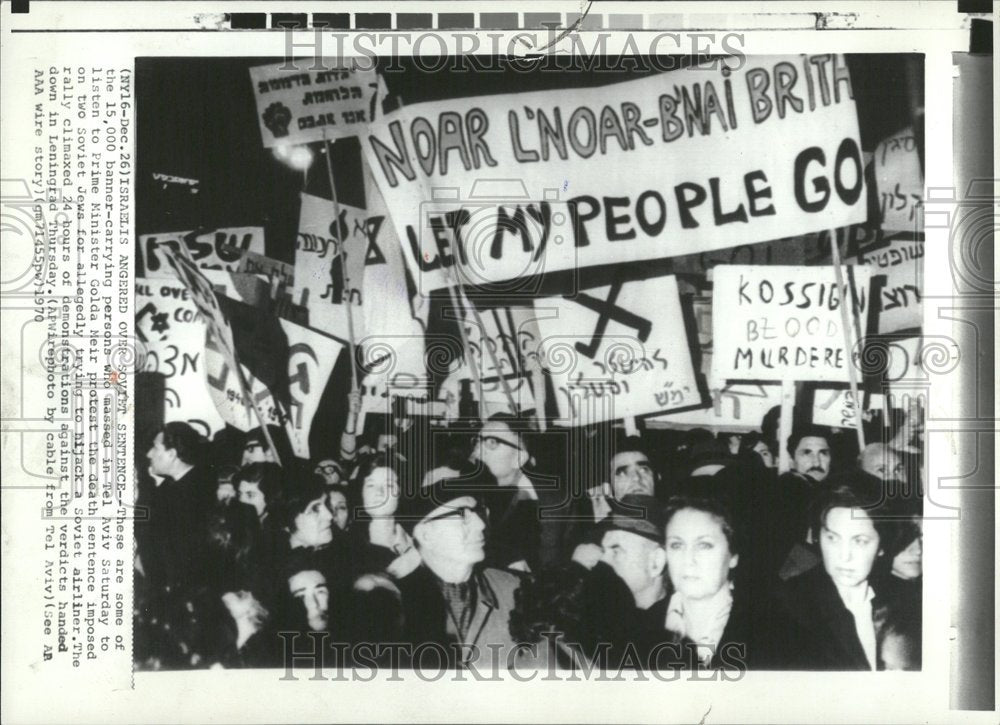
[238,251,295,289]
[135,279,226,437]
[249,63,381,147]
[204,320,342,458]
[874,126,922,232]
[356,159,428,401]
[650,383,781,432]
[711,264,872,383]
[855,236,923,333]
[138,227,265,278]
[364,54,867,292]
[812,388,886,429]
[293,193,367,339]
[535,275,698,425]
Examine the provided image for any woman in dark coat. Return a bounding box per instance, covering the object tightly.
[660,495,770,671]
[769,485,896,670]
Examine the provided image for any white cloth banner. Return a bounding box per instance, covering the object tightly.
[363,54,867,292]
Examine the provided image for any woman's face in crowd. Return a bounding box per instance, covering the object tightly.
[665,508,738,601]
[327,490,349,531]
[752,441,775,469]
[292,496,334,548]
[819,507,881,588]
[362,467,399,517]
[891,519,922,580]
[288,569,330,632]
[238,480,267,518]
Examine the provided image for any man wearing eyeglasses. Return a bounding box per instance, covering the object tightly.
[394,473,536,671]
[470,414,544,573]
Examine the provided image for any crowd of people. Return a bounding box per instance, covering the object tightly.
[134,397,924,673]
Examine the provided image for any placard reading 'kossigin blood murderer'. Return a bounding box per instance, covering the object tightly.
[711,264,872,383]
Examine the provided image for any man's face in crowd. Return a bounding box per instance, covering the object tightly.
[601,530,665,600]
[472,421,524,480]
[146,432,175,478]
[665,508,738,601]
[292,495,335,548]
[416,496,487,569]
[361,466,399,517]
[819,507,880,589]
[288,569,330,632]
[791,436,831,482]
[327,490,349,531]
[860,445,904,482]
[610,451,655,499]
[376,434,398,453]
[241,440,275,467]
[238,480,267,518]
[315,459,342,486]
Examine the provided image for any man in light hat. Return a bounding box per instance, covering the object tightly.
[394,471,535,671]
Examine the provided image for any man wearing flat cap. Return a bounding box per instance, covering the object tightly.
[597,494,670,629]
[394,471,536,671]
[526,493,671,670]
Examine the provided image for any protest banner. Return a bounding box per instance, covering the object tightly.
[711,264,872,384]
[160,243,238,356]
[201,269,272,307]
[138,226,265,277]
[203,319,343,458]
[649,383,782,432]
[238,250,295,290]
[135,279,227,437]
[855,235,924,333]
[356,158,428,400]
[293,192,367,339]
[363,55,867,292]
[249,63,382,147]
[535,275,698,426]
[670,233,826,279]
[874,126,923,232]
[813,388,887,429]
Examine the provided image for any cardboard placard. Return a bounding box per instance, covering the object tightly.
[711,264,872,383]
[535,275,698,425]
[249,63,382,147]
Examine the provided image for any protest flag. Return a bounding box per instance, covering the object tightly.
[161,242,288,461]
